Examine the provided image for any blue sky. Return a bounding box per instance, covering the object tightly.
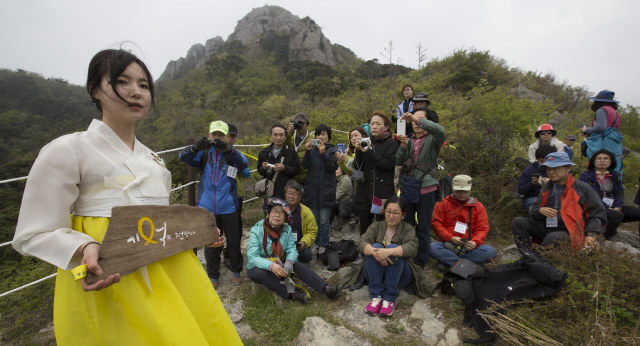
[1,0,638,106]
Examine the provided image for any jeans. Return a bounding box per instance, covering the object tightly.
[511,217,572,254]
[247,262,327,299]
[402,191,436,267]
[363,243,414,302]
[430,242,497,266]
[311,207,331,247]
[522,196,537,211]
[297,247,313,264]
[206,212,243,279]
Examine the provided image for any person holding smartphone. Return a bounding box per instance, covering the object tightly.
[339,197,435,317]
[518,145,556,210]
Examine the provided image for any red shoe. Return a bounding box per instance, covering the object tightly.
[379,300,395,317]
[365,297,382,316]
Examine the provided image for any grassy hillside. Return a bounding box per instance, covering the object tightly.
[1,40,640,344]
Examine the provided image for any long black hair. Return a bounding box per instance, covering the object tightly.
[591,101,619,112]
[87,49,155,113]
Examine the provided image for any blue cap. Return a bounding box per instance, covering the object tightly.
[588,90,620,103]
[539,152,576,169]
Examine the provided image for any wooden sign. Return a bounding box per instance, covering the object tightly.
[86,205,218,285]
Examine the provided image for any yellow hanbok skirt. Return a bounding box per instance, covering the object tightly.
[53,216,243,345]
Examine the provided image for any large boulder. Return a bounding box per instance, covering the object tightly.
[294,316,372,346]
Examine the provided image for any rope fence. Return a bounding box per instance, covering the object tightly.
[0,127,351,297]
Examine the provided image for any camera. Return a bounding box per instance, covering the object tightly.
[310,139,321,146]
[266,163,275,175]
[293,121,304,130]
[360,137,372,149]
[444,241,468,257]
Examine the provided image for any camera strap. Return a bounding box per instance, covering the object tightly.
[293,131,309,152]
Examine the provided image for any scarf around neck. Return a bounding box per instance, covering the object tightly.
[264,218,286,263]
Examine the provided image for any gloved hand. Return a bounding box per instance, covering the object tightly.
[209,139,232,153]
[283,260,293,275]
[192,137,209,152]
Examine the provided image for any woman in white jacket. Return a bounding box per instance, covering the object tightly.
[528,124,564,162]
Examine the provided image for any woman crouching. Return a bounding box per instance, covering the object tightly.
[247,198,341,303]
[340,196,435,316]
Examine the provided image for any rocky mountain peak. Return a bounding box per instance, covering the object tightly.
[289,17,336,67]
[227,6,299,44]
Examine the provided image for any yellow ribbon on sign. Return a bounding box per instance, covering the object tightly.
[71,264,89,280]
[138,217,158,245]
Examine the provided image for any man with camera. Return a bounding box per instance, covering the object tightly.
[179,120,249,288]
[287,112,311,185]
[430,175,497,271]
[257,125,301,200]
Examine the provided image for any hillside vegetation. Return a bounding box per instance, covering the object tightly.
[1,35,640,344]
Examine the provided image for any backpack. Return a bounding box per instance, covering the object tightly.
[316,240,358,271]
[442,249,568,345]
[438,175,454,198]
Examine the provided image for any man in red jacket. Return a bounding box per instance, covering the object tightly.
[431,175,497,270]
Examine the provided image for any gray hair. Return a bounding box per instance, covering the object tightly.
[285,179,304,196]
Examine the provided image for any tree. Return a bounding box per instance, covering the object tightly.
[416,42,427,69]
[380,40,394,65]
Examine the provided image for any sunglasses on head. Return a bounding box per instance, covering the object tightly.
[539,131,553,135]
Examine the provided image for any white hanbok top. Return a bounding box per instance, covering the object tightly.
[13,119,171,270]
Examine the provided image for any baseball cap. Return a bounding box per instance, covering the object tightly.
[452,175,473,191]
[209,121,228,135]
[227,123,238,136]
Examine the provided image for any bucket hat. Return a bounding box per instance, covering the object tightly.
[588,90,620,104]
[539,152,576,169]
[535,124,557,138]
[413,92,430,103]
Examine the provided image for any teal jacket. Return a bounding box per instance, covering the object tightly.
[395,117,445,189]
[247,220,298,271]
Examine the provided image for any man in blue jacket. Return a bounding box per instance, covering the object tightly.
[180,121,249,288]
[518,145,556,210]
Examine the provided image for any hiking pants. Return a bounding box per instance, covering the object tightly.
[605,206,640,239]
[402,191,436,267]
[358,210,384,235]
[363,243,414,303]
[511,217,571,253]
[206,212,243,279]
[247,262,326,299]
[430,242,497,266]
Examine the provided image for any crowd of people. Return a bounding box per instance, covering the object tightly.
[10,49,637,343]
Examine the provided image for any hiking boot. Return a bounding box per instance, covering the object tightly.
[365,297,382,316]
[323,284,341,300]
[232,272,242,285]
[291,290,308,304]
[379,300,395,317]
[210,278,218,289]
[436,263,450,273]
[318,246,326,254]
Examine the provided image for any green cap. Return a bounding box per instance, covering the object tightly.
[209,121,228,135]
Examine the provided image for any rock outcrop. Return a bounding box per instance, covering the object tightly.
[294,316,373,346]
[227,6,299,44]
[157,36,223,83]
[288,17,336,67]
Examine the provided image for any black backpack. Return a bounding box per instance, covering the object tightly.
[317,240,358,271]
[442,249,568,345]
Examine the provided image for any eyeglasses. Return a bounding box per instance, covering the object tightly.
[285,192,300,197]
[539,131,553,135]
[595,157,611,162]
[385,210,403,217]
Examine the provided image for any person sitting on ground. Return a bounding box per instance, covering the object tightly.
[396,106,445,268]
[512,152,606,254]
[283,180,318,264]
[302,124,338,252]
[330,166,353,227]
[578,149,640,240]
[340,196,436,317]
[246,198,340,304]
[257,124,301,200]
[286,113,311,185]
[563,135,577,161]
[518,145,556,210]
[528,124,564,162]
[431,175,497,271]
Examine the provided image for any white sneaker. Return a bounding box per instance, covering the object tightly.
[318,246,326,254]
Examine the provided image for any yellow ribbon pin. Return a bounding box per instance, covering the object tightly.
[138,217,158,245]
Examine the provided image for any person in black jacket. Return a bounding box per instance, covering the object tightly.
[257,125,301,200]
[302,124,339,251]
[354,111,399,235]
[518,145,556,210]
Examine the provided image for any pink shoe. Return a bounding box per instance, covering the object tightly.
[379,300,395,316]
[365,297,382,316]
